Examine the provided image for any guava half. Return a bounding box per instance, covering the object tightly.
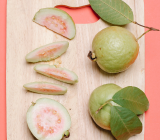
[27,98,71,140]
[89,83,121,130]
[23,82,67,95]
[88,26,139,73]
[34,64,78,84]
[33,8,76,39]
[26,41,69,63]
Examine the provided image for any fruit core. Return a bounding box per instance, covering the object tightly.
[34,105,64,136]
[37,45,62,58]
[45,68,71,81]
[44,16,68,36]
[35,84,62,92]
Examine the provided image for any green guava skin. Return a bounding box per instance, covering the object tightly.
[92,26,139,73]
[89,83,121,130]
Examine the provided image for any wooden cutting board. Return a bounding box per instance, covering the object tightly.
[7,0,145,139]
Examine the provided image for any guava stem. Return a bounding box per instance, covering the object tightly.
[96,99,113,114]
[88,51,97,61]
[31,102,36,106]
[136,29,151,41]
[64,130,70,138]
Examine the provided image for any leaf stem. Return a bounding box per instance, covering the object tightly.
[96,99,113,114]
[136,29,151,41]
[133,21,160,31]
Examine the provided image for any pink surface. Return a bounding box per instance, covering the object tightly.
[55,5,100,24]
[0,0,6,139]
[0,0,160,139]
[144,1,160,140]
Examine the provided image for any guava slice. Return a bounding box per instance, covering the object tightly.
[27,98,71,140]
[26,41,69,63]
[23,82,67,95]
[34,64,78,84]
[33,8,76,39]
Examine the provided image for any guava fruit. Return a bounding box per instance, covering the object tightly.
[23,82,67,95]
[88,26,139,73]
[33,8,76,39]
[89,83,121,130]
[26,41,69,63]
[27,98,71,140]
[34,64,78,84]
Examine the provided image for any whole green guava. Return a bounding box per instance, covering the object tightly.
[89,83,121,130]
[90,26,139,73]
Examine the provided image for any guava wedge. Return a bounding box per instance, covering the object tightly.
[23,82,67,95]
[34,64,78,84]
[33,8,76,39]
[27,98,71,140]
[26,41,69,63]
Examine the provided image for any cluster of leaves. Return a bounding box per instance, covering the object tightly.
[97,87,149,140]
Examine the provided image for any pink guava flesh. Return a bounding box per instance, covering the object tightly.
[27,98,71,140]
[34,105,64,136]
[26,41,69,63]
[33,8,76,39]
[34,64,78,84]
[23,82,67,95]
[43,16,68,37]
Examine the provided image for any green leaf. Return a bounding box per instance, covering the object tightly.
[110,106,142,140]
[112,86,149,115]
[89,0,134,25]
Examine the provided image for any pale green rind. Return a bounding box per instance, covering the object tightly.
[34,64,78,84]
[23,82,67,95]
[112,86,149,115]
[92,26,139,73]
[89,83,121,130]
[33,8,76,40]
[89,0,134,25]
[110,106,142,140]
[25,41,69,63]
[27,98,71,140]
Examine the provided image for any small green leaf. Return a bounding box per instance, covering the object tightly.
[110,106,142,140]
[89,0,134,25]
[112,86,149,115]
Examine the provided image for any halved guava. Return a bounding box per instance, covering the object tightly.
[23,82,67,95]
[26,41,69,63]
[34,64,78,84]
[27,98,71,140]
[33,8,76,39]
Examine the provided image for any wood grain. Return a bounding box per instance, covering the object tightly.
[7,0,145,140]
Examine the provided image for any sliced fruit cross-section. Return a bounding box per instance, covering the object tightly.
[34,64,78,84]
[23,82,67,95]
[27,98,71,140]
[33,8,76,39]
[26,41,69,63]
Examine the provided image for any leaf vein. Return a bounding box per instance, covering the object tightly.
[99,0,132,22]
[114,107,132,136]
[114,98,146,106]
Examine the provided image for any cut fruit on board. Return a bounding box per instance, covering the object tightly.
[23,82,67,95]
[27,98,71,140]
[33,8,76,40]
[34,64,78,84]
[26,41,69,63]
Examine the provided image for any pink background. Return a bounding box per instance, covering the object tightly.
[0,0,160,139]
